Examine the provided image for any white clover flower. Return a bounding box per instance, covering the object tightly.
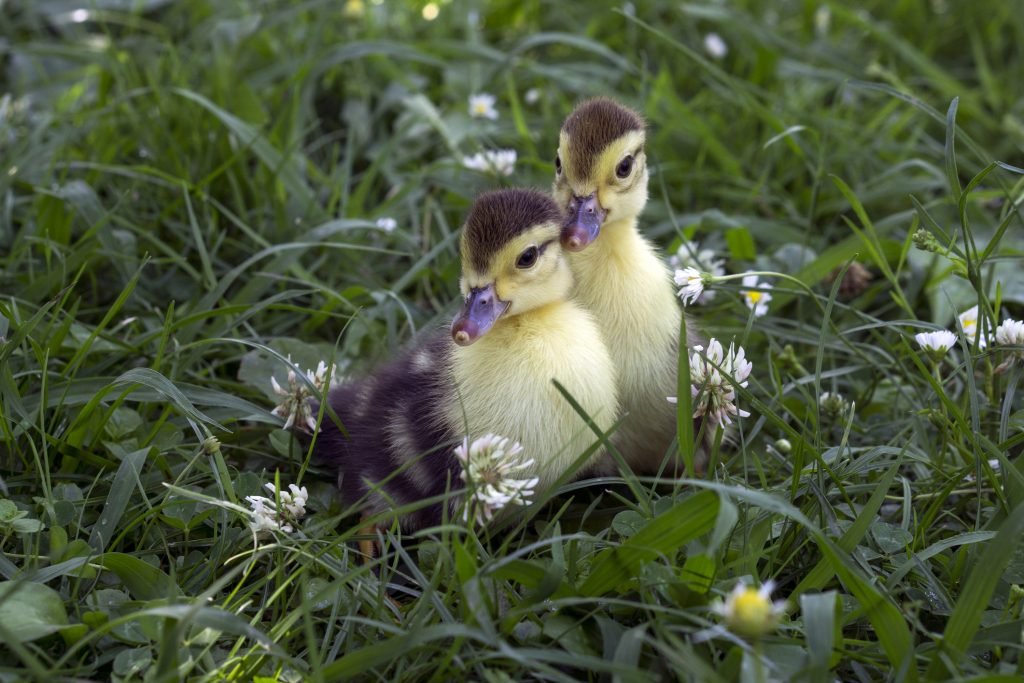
[668,241,725,304]
[245,482,309,535]
[819,391,849,419]
[995,318,1024,373]
[995,319,1024,347]
[462,149,517,176]
[271,358,341,432]
[248,498,284,533]
[468,93,499,120]
[375,217,397,232]
[674,267,706,307]
[741,274,772,317]
[957,305,989,349]
[524,88,541,105]
[915,330,957,358]
[703,32,728,59]
[710,580,786,638]
[679,339,753,427]
[455,434,539,526]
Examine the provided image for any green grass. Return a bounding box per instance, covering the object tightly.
[2,0,1024,680]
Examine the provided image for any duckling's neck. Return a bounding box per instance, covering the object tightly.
[572,213,649,271]
[486,301,570,341]
[567,210,680,339]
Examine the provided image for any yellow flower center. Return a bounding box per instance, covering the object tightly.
[728,589,776,636]
[746,291,762,304]
[473,103,489,114]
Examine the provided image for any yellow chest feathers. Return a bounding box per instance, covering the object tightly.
[447,302,619,488]
[569,221,681,368]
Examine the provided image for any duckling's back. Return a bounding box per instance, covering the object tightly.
[314,333,460,530]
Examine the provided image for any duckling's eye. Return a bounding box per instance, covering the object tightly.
[616,155,634,179]
[555,154,562,175]
[516,246,540,269]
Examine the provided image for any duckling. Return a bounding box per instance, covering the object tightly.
[551,97,704,475]
[314,188,619,531]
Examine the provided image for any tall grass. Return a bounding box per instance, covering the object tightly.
[1,0,1023,680]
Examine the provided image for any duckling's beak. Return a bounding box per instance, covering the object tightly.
[561,193,606,252]
[451,284,510,346]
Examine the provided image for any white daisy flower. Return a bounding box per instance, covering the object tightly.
[668,241,724,304]
[673,339,753,427]
[957,305,989,349]
[703,32,728,59]
[741,274,772,317]
[710,580,786,638]
[271,358,341,433]
[674,267,706,307]
[468,93,499,120]
[245,482,309,535]
[462,149,517,176]
[915,330,957,358]
[455,434,538,526]
[375,217,397,232]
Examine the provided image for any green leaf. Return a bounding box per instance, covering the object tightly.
[871,521,913,555]
[132,604,281,655]
[676,312,696,476]
[724,226,756,261]
[679,553,715,594]
[0,581,70,643]
[792,461,900,600]
[801,591,838,682]
[611,509,646,538]
[171,88,319,215]
[0,499,18,522]
[10,517,44,533]
[580,490,719,596]
[511,32,638,74]
[928,502,1024,679]
[320,624,486,680]
[110,368,225,434]
[887,531,995,587]
[944,97,962,202]
[818,539,916,681]
[113,647,153,677]
[89,447,149,552]
[95,553,181,601]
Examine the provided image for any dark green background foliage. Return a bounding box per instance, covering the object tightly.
[1,0,1023,680]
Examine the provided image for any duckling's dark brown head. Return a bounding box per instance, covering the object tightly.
[452,189,570,346]
[552,98,648,251]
